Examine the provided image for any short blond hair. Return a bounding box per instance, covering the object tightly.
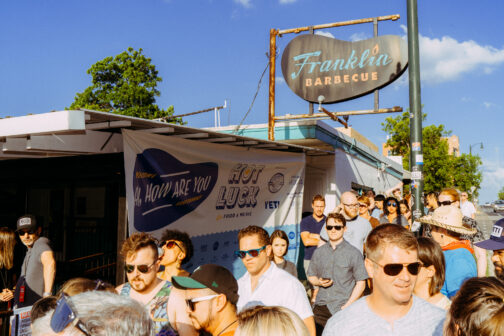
[237,305,309,336]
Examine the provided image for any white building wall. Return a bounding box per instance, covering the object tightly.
[303,149,402,214]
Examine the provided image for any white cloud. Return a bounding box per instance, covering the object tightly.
[315,30,334,39]
[399,25,504,84]
[461,97,472,102]
[275,76,285,83]
[483,101,496,109]
[279,0,297,3]
[234,0,252,8]
[349,32,370,42]
[480,156,504,202]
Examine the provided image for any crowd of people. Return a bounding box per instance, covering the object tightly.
[0,185,503,336]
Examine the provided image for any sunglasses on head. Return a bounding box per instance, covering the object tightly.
[51,294,90,336]
[234,245,266,259]
[387,202,398,207]
[185,294,220,311]
[124,262,156,274]
[369,259,422,276]
[160,240,183,250]
[326,224,344,231]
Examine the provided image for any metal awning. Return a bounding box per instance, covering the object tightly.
[0,109,332,160]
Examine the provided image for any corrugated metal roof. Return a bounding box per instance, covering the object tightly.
[0,109,332,160]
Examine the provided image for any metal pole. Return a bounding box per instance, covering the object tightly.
[268,29,278,141]
[407,0,424,224]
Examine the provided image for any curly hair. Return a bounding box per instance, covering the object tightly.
[120,232,158,260]
[160,229,194,264]
[445,277,504,336]
[238,226,270,247]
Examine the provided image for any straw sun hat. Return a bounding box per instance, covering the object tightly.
[418,206,477,236]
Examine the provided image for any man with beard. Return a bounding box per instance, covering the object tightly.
[116,232,196,336]
[320,191,372,254]
[323,225,445,336]
[14,214,56,308]
[172,264,239,336]
[475,218,504,280]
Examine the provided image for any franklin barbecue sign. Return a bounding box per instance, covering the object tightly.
[281,34,408,103]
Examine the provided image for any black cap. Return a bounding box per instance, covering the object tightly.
[172,264,239,305]
[16,215,38,232]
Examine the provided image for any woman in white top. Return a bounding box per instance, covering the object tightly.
[414,237,451,310]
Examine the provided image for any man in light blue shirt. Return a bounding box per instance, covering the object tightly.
[323,224,445,336]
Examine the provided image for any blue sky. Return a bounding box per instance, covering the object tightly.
[1,0,503,202]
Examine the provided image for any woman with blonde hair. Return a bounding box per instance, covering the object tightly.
[0,227,16,336]
[357,195,379,229]
[236,305,309,336]
[445,276,504,336]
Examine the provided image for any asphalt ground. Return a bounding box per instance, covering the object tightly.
[475,206,502,276]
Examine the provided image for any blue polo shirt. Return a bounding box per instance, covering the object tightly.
[300,215,326,260]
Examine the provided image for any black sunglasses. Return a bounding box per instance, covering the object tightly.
[51,294,90,336]
[234,245,266,259]
[160,240,183,250]
[124,262,156,274]
[326,225,344,231]
[387,202,398,207]
[439,200,454,206]
[18,229,35,236]
[369,259,422,276]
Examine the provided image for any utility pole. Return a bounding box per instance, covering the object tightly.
[407,0,424,225]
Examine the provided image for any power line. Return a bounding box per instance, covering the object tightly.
[233,61,269,134]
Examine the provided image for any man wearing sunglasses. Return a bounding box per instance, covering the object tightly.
[322,224,445,336]
[14,214,55,308]
[116,232,196,336]
[172,264,239,336]
[307,213,368,336]
[236,225,315,336]
[319,191,372,254]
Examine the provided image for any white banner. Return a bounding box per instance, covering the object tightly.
[123,130,305,275]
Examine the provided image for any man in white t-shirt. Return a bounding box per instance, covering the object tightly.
[236,225,315,336]
[460,192,476,219]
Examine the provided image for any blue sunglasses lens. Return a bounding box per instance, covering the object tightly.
[50,295,75,332]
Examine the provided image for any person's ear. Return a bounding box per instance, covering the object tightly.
[265,245,272,257]
[425,265,435,278]
[215,293,227,312]
[365,258,374,278]
[36,226,42,236]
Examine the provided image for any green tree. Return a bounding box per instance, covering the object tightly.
[381,111,482,195]
[69,47,182,123]
[498,187,504,200]
[452,154,482,198]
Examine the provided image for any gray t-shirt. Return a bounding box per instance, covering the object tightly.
[379,214,409,227]
[322,296,445,336]
[307,240,368,314]
[21,237,52,297]
[274,260,298,278]
[320,216,372,254]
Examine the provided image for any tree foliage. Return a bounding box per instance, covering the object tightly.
[382,111,482,196]
[498,187,504,200]
[69,47,182,123]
